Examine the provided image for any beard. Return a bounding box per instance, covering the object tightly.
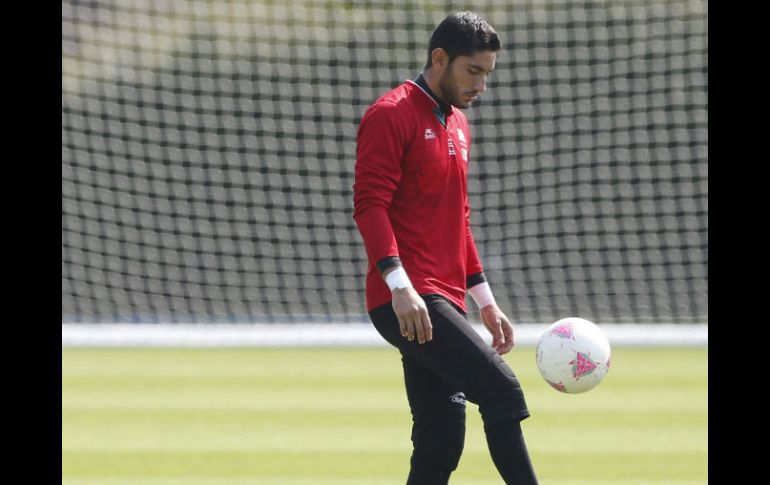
[438,65,475,109]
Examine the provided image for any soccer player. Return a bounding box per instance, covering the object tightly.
[353,11,539,485]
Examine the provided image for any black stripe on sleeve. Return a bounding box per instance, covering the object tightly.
[377,256,402,275]
[466,272,487,289]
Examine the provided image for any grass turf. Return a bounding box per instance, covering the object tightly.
[62,346,707,484]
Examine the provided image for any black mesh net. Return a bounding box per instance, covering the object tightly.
[62,0,708,324]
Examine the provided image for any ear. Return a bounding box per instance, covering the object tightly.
[430,48,449,69]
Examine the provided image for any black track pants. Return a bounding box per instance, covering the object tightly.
[369,294,538,485]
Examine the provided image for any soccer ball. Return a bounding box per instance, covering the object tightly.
[535,317,611,394]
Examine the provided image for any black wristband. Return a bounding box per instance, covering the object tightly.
[377,256,402,275]
[466,271,487,289]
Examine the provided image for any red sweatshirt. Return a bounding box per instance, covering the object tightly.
[353,79,484,313]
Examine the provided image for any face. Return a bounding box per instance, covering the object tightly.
[436,50,497,109]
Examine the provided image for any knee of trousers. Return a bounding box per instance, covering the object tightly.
[410,412,465,472]
[410,436,464,474]
[474,378,529,427]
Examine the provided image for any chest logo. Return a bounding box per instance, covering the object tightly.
[424,128,436,140]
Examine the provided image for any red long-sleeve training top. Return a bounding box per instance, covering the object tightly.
[353,79,484,313]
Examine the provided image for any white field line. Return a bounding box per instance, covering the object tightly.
[62,479,707,485]
[62,323,707,347]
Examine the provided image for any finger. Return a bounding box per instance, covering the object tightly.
[488,318,503,350]
[404,317,416,341]
[414,312,426,344]
[496,337,505,353]
[421,307,433,342]
[491,329,501,351]
[505,327,516,352]
[498,322,514,354]
[497,319,506,342]
[504,323,514,346]
[499,338,514,354]
[397,316,408,338]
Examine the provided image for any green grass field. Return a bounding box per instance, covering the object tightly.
[62,346,707,485]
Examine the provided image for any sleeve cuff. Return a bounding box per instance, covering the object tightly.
[377,256,402,275]
[466,271,487,289]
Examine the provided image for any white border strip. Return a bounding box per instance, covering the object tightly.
[62,323,707,347]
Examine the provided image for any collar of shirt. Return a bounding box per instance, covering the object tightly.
[414,73,453,119]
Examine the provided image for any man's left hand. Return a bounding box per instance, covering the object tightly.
[480,304,515,355]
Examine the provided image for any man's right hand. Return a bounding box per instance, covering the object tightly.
[391,287,433,344]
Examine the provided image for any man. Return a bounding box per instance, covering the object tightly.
[353,11,539,485]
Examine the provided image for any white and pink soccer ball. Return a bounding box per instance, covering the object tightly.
[536,317,611,394]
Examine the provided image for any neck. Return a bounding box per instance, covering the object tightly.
[422,69,445,101]
[416,71,451,114]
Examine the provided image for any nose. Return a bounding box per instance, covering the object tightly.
[474,76,486,94]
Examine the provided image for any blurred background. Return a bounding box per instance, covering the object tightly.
[62,0,707,327]
[62,3,708,483]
